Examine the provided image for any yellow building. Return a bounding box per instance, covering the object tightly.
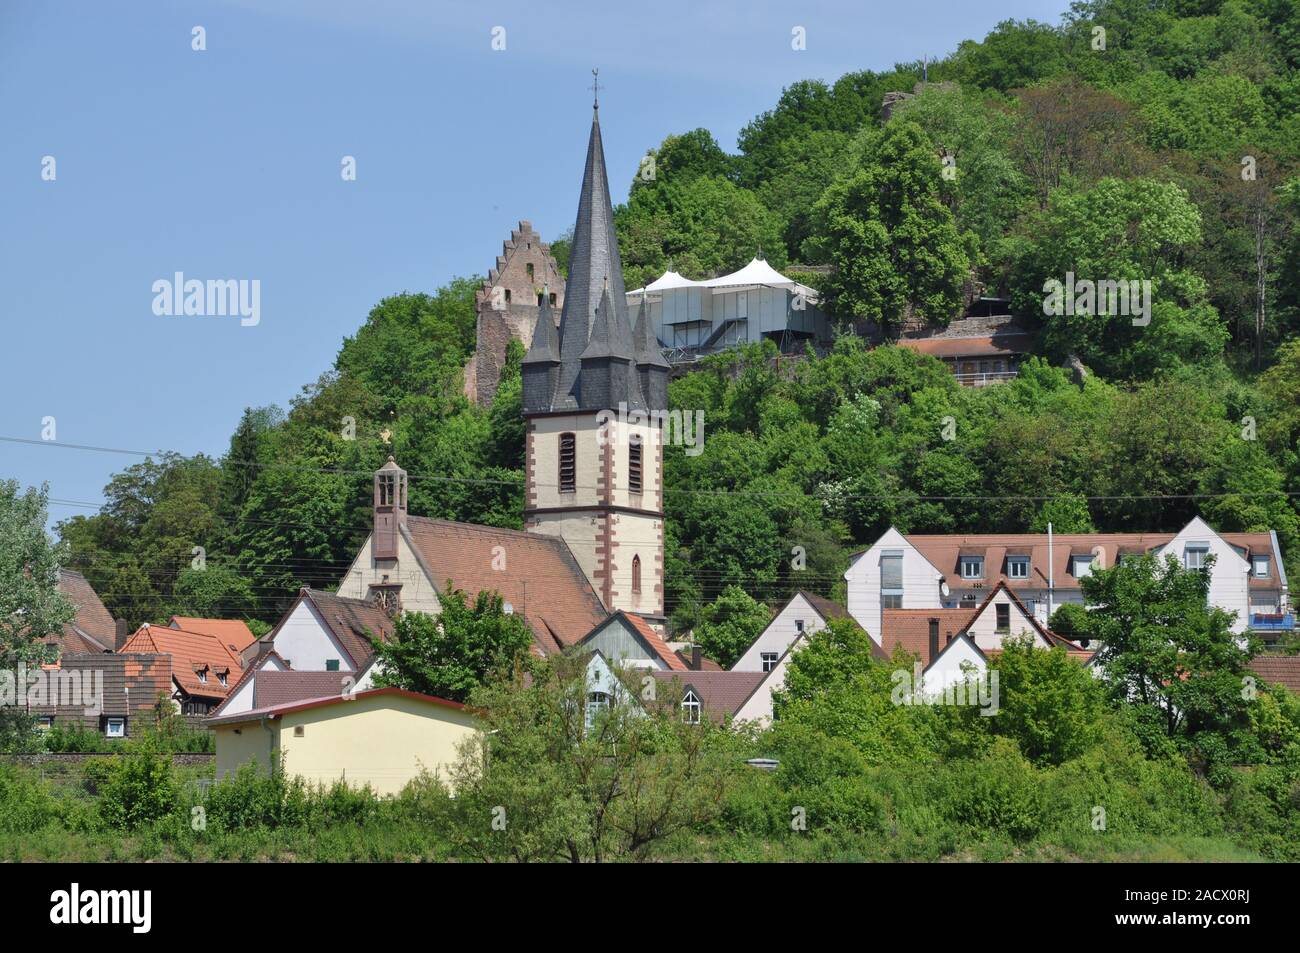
[209,685,480,796]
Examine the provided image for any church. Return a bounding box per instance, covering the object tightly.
[332,97,670,660]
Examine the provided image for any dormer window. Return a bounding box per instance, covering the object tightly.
[960,556,983,579]
[1252,555,1270,578]
[196,669,207,683]
[1007,556,1029,579]
[1072,555,1095,578]
[681,690,701,725]
[217,672,228,687]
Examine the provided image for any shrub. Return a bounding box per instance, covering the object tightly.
[98,750,177,831]
[0,765,62,833]
[936,740,1046,842]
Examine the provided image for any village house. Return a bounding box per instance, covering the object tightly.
[209,685,479,795]
[895,309,1032,386]
[844,517,1288,645]
[119,623,244,718]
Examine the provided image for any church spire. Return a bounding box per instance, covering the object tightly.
[530,92,634,414]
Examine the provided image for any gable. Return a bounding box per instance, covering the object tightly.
[270,598,355,672]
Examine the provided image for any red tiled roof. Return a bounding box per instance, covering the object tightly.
[1248,655,1300,695]
[206,686,468,727]
[651,670,768,722]
[119,624,242,699]
[170,617,258,656]
[896,333,1033,359]
[403,517,607,656]
[880,609,975,665]
[300,589,395,669]
[675,650,724,671]
[55,570,115,654]
[622,613,688,671]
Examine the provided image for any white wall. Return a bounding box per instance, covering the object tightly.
[219,654,287,716]
[1159,517,1250,634]
[922,636,988,695]
[845,528,943,644]
[272,599,355,672]
[337,530,443,616]
[963,590,1050,652]
[733,594,819,672]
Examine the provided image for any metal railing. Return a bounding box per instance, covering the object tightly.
[952,370,1018,387]
[1249,613,1295,631]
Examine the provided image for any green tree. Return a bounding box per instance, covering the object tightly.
[1030,494,1096,533]
[0,482,74,665]
[804,121,976,330]
[692,586,771,669]
[371,587,534,703]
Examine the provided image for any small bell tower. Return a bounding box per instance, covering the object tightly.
[372,455,408,562]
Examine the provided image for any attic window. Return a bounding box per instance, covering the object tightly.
[326,659,340,672]
[681,690,702,725]
[218,672,227,687]
[504,289,511,304]
[585,691,610,730]
[1253,555,1271,578]
[1007,556,1029,579]
[960,556,983,579]
[526,263,535,280]
[196,669,207,683]
[761,652,779,673]
[1072,555,1095,578]
[559,433,576,493]
[995,603,1010,633]
[1183,545,1208,572]
[549,293,557,306]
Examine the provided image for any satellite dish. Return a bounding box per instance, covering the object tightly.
[940,582,951,598]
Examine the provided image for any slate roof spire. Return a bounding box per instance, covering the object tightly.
[524,97,641,414]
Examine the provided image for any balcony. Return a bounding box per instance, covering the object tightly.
[1249,613,1295,632]
[953,370,1018,387]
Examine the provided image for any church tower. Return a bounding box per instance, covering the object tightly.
[522,98,669,625]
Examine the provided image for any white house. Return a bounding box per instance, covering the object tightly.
[845,517,1288,643]
[732,591,867,673]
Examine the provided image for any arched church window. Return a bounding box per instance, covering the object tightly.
[632,554,642,593]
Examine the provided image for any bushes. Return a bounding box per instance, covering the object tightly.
[0,765,62,833]
[934,740,1047,843]
[98,749,177,831]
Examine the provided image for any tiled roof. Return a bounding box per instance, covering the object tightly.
[880,609,975,666]
[675,650,724,671]
[403,517,607,656]
[252,671,358,709]
[169,617,258,656]
[206,686,468,727]
[300,589,395,669]
[800,591,852,623]
[881,531,1277,591]
[55,570,115,654]
[651,670,768,722]
[119,624,242,699]
[896,333,1033,359]
[620,612,688,671]
[1248,655,1300,695]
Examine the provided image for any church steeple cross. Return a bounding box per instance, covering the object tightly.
[589,68,601,109]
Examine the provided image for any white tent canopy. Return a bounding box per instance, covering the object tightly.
[629,258,817,301]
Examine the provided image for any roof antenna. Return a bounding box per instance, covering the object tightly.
[590,68,601,110]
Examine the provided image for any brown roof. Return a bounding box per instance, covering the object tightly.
[299,589,395,669]
[119,624,242,700]
[620,612,688,671]
[169,617,258,656]
[675,650,724,671]
[252,670,359,709]
[651,670,768,722]
[880,609,975,666]
[403,517,607,656]
[896,333,1033,359]
[800,591,852,623]
[207,686,469,727]
[55,570,115,654]
[1248,655,1300,695]
[885,531,1277,591]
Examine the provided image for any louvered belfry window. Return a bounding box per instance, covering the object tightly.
[559,433,576,492]
[629,439,643,493]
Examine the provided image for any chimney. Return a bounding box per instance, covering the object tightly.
[691,645,702,670]
[928,618,939,661]
[114,618,129,652]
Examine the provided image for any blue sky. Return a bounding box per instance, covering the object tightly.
[0,0,1071,528]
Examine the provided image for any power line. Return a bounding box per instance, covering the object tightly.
[11,435,1300,504]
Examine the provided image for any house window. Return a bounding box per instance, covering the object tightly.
[36,716,53,732]
[585,691,611,730]
[881,552,904,611]
[504,289,511,304]
[526,263,535,280]
[632,555,642,594]
[1253,555,1270,578]
[761,652,779,673]
[629,439,642,493]
[995,603,1010,633]
[1072,555,1095,578]
[549,293,557,306]
[197,669,207,683]
[960,556,983,579]
[218,672,227,687]
[1184,545,1209,571]
[105,717,126,739]
[326,659,340,672]
[559,433,576,492]
[681,690,701,725]
[795,619,805,633]
[1008,556,1029,579]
